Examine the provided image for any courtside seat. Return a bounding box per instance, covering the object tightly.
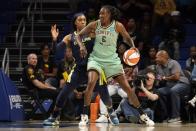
[20,78,54,120]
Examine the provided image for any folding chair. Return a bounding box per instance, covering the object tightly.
[20,78,48,120]
[27,89,48,119]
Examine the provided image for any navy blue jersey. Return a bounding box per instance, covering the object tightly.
[70,32,94,66]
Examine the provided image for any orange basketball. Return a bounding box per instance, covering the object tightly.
[123,47,140,66]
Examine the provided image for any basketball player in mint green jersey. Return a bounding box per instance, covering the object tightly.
[76,5,155,126]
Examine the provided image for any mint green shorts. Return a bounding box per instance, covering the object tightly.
[87,55,124,79]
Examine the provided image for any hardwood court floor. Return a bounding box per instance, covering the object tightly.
[0,121,196,131]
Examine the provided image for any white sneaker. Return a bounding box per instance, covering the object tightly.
[140,114,155,126]
[188,96,196,107]
[95,115,108,123]
[79,114,89,126]
[167,117,181,123]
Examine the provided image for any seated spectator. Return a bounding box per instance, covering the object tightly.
[57,47,75,88]
[139,46,157,70]
[186,45,196,72]
[188,61,196,107]
[22,53,58,100]
[37,43,58,88]
[155,50,190,123]
[116,70,159,123]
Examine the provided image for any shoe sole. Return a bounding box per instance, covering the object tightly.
[79,122,89,126]
[140,119,155,126]
[95,120,108,123]
[95,121,108,123]
[43,122,59,126]
[146,122,155,126]
[168,121,182,123]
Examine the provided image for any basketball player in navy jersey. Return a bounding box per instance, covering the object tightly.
[43,13,114,126]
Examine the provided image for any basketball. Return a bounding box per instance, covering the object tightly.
[123,47,140,66]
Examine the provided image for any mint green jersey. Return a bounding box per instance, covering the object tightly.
[88,20,124,78]
[91,20,119,60]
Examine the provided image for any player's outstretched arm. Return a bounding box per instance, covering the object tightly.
[116,22,135,48]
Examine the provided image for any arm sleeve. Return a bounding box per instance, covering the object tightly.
[171,60,181,74]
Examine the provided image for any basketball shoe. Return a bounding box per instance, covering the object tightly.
[140,114,155,126]
[43,116,59,126]
[79,114,89,126]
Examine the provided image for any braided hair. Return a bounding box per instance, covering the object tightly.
[102,5,121,21]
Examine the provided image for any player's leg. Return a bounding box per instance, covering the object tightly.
[43,69,79,126]
[95,85,117,123]
[97,85,120,125]
[114,74,155,126]
[79,70,99,126]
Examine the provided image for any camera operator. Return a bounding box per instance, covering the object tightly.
[116,70,159,123]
